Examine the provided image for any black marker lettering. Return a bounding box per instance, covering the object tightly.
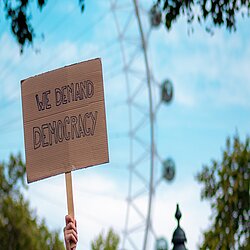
[48,121,57,145]
[75,83,81,101]
[33,127,41,149]
[64,116,70,141]
[84,113,91,136]
[67,83,74,102]
[71,116,80,139]
[57,120,64,142]
[80,81,87,99]
[33,110,99,149]
[55,88,62,106]
[62,86,68,104]
[91,111,98,135]
[41,124,49,147]
[86,80,94,98]
[35,90,51,111]
[78,114,85,137]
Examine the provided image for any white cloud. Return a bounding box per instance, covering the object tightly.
[1,2,248,250]
[25,172,126,248]
[24,171,210,250]
[149,17,250,108]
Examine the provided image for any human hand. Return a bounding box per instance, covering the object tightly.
[64,215,78,250]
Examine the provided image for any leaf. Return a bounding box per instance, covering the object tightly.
[196,133,250,249]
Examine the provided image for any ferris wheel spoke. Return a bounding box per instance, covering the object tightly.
[131,114,148,135]
[131,101,148,116]
[133,169,150,188]
[130,150,149,170]
[133,135,150,152]
[130,202,146,220]
[121,10,135,35]
[127,222,145,235]
[130,187,147,201]
[129,80,146,102]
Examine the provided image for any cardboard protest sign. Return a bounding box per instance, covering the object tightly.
[21,58,109,183]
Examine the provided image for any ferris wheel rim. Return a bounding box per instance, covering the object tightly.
[109,1,156,249]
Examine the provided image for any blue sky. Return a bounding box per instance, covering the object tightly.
[0,0,249,249]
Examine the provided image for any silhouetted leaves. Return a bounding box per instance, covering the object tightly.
[157,0,250,34]
[1,0,85,52]
[2,0,249,51]
[79,0,85,13]
[196,133,250,249]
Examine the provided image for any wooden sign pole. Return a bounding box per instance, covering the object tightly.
[65,172,76,249]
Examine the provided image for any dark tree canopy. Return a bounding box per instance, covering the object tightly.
[2,0,85,52]
[157,0,250,33]
[1,0,249,51]
[196,133,250,249]
[0,153,65,250]
[3,0,47,50]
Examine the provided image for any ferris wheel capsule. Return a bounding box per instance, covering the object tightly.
[150,4,162,27]
[162,158,176,182]
[155,237,169,250]
[161,79,173,103]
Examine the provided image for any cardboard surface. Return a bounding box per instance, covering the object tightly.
[21,58,109,183]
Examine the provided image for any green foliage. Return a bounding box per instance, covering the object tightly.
[91,228,120,250]
[157,0,250,34]
[196,133,250,249]
[1,0,85,52]
[0,153,65,250]
[2,0,249,51]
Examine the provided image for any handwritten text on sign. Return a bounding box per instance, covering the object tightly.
[33,81,97,149]
[21,58,109,183]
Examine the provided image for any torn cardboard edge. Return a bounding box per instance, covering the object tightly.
[27,161,109,184]
[21,58,102,84]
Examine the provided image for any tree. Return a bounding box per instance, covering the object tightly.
[156,0,250,34]
[1,0,85,51]
[91,228,120,250]
[196,133,250,249]
[2,1,250,52]
[0,153,65,250]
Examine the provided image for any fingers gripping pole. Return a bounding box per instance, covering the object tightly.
[65,172,76,249]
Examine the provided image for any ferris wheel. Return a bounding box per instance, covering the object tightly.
[0,0,176,249]
[108,1,175,249]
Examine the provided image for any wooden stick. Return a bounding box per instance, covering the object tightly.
[65,171,76,249]
[65,172,75,218]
